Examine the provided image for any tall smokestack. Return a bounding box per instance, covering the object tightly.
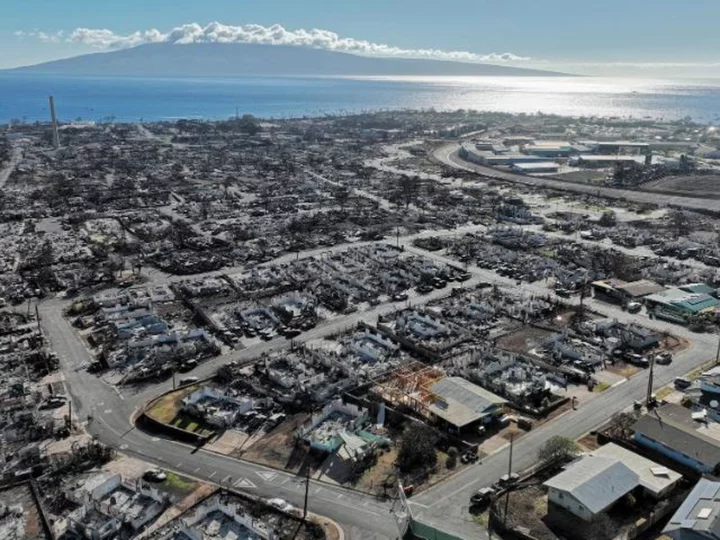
[48,96,60,149]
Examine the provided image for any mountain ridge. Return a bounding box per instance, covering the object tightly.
[8,43,570,77]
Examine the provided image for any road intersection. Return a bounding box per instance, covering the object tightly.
[38,147,720,539]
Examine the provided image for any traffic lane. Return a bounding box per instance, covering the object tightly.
[413,337,707,512]
[124,277,487,407]
[88,414,396,538]
[436,145,720,213]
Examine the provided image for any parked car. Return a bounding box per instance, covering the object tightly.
[268,498,294,512]
[470,487,496,507]
[178,376,199,386]
[461,451,480,464]
[627,301,642,314]
[674,377,692,389]
[178,359,198,372]
[143,469,167,482]
[655,352,673,365]
[625,353,649,368]
[493,473,520,490]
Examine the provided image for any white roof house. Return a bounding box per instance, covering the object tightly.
[544,456,639,521]
[428,377,507,429]
[591,443,681,498]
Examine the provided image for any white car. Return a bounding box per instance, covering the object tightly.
[143,469,167,482]
[267,498,294,512]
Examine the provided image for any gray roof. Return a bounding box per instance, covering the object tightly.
[615,279,665,298]
[634,404,720,469]
[664,479,720,539]
[428,377,507,428]
[591,443,681,496]
[544,456,639,514]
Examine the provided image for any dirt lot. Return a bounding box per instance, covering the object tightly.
[0,483,50,539]
[554,170,608,184]
[496,326,554,353]
[238,413,310,471]
[642,174,720,197]
[494,484,558,540]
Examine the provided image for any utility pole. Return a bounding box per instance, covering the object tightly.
[35,303,41,335]
[302,464,311,521]
[49,96,60,149]
[503,433,514,528]
[647,354,656,406]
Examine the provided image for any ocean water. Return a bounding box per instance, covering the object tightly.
[0,73,719,124]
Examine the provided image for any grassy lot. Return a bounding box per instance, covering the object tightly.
[161,471,200,500]
[145,384,215,437]
[593,381,611,393]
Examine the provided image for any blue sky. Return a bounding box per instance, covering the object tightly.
[4,0,720,76]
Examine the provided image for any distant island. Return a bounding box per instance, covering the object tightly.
[8,43,568,78]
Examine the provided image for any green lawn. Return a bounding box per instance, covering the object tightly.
[145,384,215,437]
[159,471,200,501]
[593,382,611,393]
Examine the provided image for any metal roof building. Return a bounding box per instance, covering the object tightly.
[645,288,719,321]
[663,479,720,540]
[634,403,720,475]
[511,162,560,174]
[427,377,507,429]
[544,456,639,520]
[591,443,681,498]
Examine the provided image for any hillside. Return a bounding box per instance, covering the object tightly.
[10,43,567,77]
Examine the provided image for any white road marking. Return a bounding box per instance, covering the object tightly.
[208,471,216,479]
[256,471,278,482]
[234,477,257,489]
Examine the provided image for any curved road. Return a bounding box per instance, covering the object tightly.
[37,151,720,538]
[434,143,720,213]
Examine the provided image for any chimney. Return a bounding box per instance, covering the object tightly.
[48,96,60,149]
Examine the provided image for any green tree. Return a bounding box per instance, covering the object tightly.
[397,423,438,473]
[538,436,580,464]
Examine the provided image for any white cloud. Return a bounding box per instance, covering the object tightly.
[17,21,530,63]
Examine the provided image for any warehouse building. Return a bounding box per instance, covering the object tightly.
[511,161,560,174]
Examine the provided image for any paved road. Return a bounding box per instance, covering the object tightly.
[42,269,494,539]
[409,328,712,539]
[434,143,720,213]
[39,299,402,540]
[0,146,21,188]
[43,237,717,539]
[40,212,720,539]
